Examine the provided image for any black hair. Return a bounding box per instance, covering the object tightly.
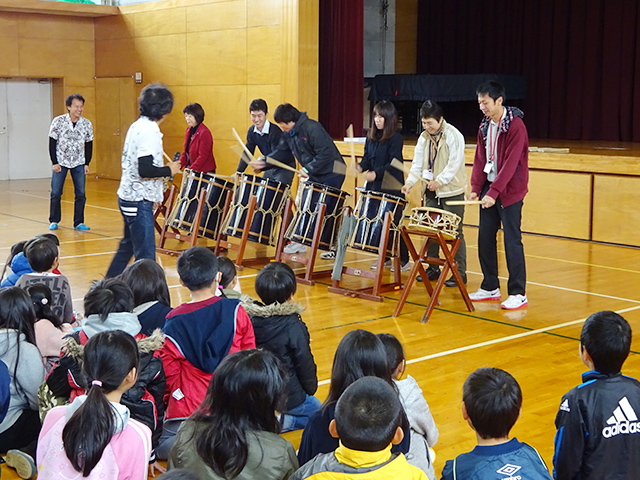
[463,367,522,440]
[120,259,171,308]
[335,376,402,451]
[193,349,287,479]
[476,81,506,103]
[23,236,58,273]
[324,329,393,407]
[156,470,201,480]
[25,283,63,329]
[273,103,301,124]
[420,100,444,122]
[377,333,405,374]
[369,100,398,142]
[138,83,174,121]
[183,103,205,124]
[249,98,268,114]
[1,240,27,282]
[66,94,85,107]
[580,311,631,374]
[62,330,139,476]
[0,287,38,399]
[217,257,237,290]
[255,262,297,305]
[176,246,218,291]
[84,278,135,321]
[39,233,60,246]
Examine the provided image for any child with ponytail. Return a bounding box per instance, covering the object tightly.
[37,330,152,478]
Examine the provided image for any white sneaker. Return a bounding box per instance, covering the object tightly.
[469,288,501,301]
[501,294,528,310]
[391,261,411,272]
[320,250,336,259]
[371,259,392,270]
[283,242,307,254]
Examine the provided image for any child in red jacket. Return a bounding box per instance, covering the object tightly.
[157,247,255,459]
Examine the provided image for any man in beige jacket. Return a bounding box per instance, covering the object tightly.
[401,100,467,286]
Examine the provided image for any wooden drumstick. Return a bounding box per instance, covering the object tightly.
[390,158,429,186]
[446,200,486,206]
[231,127,256,163]
[265,156,305,176]
[346,124,356,169]
[163,151,173,163]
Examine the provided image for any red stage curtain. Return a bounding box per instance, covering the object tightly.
[319,0,364,139]
[417,0,640,142]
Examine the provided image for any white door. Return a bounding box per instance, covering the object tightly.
[3,78,53,179]
[0,81,7,181]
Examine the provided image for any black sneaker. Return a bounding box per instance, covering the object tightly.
[444,275,467,287]
[426,266,441,281]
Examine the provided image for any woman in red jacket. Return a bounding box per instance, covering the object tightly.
[180,103,216,173]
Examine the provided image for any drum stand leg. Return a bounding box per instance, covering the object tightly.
[278,202,332,286]
[275,197,294,262]
[393,227,473,322]
[154,188,173,234]
[328,211,404,302]
[156,187,207,257]
[214,190,234,255]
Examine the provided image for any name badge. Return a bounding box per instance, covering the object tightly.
[423,169,434,181]
[483,160,494,175]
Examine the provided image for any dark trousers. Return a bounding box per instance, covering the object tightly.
[0,409,41,457]
[478,184,526,295]
[105,198,156,278]
[49,165,86,226]
[424,191,467,277]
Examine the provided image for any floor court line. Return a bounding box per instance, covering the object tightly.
[316,304,640,386]
[10,191,120,213]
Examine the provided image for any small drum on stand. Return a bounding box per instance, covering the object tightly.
[222,174,290,246]
[286,182,350,251]
[407,207,461,239]
[166,169,234,239]
[350,190,407,257]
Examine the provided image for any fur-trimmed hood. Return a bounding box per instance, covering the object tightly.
[62,328,165,360]
[242,300,305,318]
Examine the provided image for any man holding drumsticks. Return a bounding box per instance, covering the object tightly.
[468,81,529,310]
[401,100,468,286]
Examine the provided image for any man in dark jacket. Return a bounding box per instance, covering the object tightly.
[554,310,640,480]
[236,98,296,185]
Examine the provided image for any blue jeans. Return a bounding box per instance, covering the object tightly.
[155,418,184,460]
[49,165,86,226]
[105,199,156,278]
[281,395,322,432]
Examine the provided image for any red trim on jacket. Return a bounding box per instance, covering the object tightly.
[179,123,216,172]
[471,116,529,208]
[161,297,255,420]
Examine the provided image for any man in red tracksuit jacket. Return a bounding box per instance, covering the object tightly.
[156,247,255,459]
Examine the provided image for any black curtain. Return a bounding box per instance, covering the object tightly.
[319,0,364,138]
[417,0,640,141]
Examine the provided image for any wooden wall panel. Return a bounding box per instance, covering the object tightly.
[95,39,137,78]
[186,29,247,86]
[592,175,640,247]
[17,15,93,41]
[395,0,417,74]
[93,13,134,41]
[0,12,18,37]
[134,7,186,37]
[137,34,187,86]
[186,0,246,32]
[247,26,282,85]
[0,37,20,76]
[248,0,282,26]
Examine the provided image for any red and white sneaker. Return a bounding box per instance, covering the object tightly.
[501,294,528,310]
[469,288,501,301]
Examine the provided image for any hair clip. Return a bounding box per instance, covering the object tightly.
[41,298,48,305]
[91,380,102,387]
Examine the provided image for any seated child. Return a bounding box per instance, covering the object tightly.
[441,367,551,480]
[554,310,640,479]
[1,240,27,286]
[168,349,298,479]
[121,258,172,336]
[45,278,165,461]
[244,262,320,432]
[15,236,73,323]
[217,255,243,299]
[292,376,427,479]
[25,283,73,373]
[378,333,438,480]
[158,246,255,459]
[37,330,152,478]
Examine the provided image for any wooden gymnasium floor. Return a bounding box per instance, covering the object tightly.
[2,176,640,478]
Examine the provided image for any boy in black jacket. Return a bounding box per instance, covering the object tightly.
[243,262,320,431]
[553,310,640,479]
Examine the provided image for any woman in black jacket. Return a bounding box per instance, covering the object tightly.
[243,263,320,432]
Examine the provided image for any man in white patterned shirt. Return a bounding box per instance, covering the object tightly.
[48,94,93,231]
